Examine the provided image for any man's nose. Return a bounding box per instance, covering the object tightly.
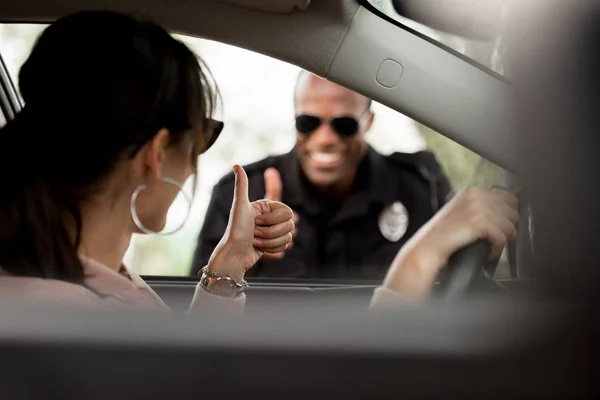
[308,124,341,146]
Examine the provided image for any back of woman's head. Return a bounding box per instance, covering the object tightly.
[0,11,217,282]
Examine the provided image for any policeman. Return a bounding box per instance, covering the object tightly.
[191,71,453,279]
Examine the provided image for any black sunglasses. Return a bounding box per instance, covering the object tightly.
[128,119,224,158]
[201,119,224,154]
[295,114,365,138]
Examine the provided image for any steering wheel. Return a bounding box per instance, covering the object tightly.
[434,240,493,299]
[433,186,521,299]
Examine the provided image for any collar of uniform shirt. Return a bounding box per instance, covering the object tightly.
[277,145,404,213]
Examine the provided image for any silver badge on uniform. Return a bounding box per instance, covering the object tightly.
[378,201,409,242]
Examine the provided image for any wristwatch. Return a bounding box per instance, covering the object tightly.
[199,265,248,298]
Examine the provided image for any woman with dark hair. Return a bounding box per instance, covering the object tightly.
[0,10,518,310]
[0,11,295,311]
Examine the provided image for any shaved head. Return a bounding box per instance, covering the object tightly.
[293,70,372,110]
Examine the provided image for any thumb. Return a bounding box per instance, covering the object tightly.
[264,167,283,202]
[232,164,249,206]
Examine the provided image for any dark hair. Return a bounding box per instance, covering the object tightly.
[0,11,218,283]
[293,70,372,109]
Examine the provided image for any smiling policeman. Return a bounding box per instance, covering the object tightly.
[191,71,453,280]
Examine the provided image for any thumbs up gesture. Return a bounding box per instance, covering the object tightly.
[262,167,299,260]
[207,165,295,282]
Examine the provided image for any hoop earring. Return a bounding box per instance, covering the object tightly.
[130,177,192,235]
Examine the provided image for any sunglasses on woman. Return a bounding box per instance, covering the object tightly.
[295,111,369,138]
[202,119,224,153]
[192,118,225,156]
[128,119,224,158]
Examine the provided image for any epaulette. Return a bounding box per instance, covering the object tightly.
[389,150,452,211]
[387,150,445,182]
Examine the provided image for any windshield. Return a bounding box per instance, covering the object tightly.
[365,0,507,76]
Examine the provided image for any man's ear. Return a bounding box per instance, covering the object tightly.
[142,128,170,183]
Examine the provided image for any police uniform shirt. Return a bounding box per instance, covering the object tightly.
[191,146,453,280]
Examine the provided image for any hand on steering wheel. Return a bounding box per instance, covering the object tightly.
[381,187,519,300]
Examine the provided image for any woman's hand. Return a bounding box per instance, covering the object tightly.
[207,165,295,282]
[382,187,518,299]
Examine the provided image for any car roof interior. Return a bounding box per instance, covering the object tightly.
[0,0,515,171]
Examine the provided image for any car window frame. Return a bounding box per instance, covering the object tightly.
[0,21,517,285]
